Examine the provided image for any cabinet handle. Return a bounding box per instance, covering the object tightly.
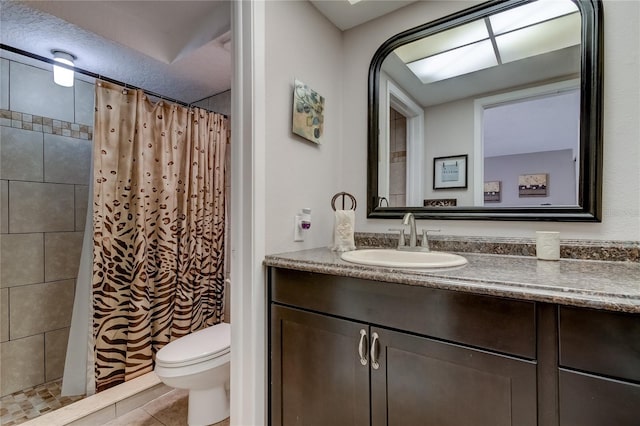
[370,332,380,370]
[358,329,368,366]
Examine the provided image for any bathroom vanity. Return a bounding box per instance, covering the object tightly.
[265,249,640,426]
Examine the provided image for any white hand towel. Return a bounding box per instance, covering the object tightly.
[330,210,356,252]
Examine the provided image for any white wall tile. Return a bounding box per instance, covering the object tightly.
[0,288,8,342]
[44,232,83,281]
[0,126,44,181]
[45,327,70,381]
[1,180,7,234]
[75,80,95,126]
[44,134,92,184]
[75,185,89,231]
[0,233,44,288]
[1,59,9,110]
[9,61,74,122]
[8,181,75,233]
[0,334,45,396]
[9,279,75,339]
[389,162,406,195]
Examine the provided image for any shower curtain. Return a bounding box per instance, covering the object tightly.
[62,160,96,397]
[86,81,228,392]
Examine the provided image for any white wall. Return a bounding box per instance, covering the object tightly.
[424,98,474,204]
[241,1,638,423]
[485,149,577,207]
[341,0,640,241]
[265,0,344,254]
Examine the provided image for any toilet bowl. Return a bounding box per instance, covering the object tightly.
[155,323,230,426]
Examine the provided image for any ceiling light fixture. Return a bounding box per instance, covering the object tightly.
[396,0,579,84]
[407,40,498,84]
[51,50,76,87]
[489,0,578,35]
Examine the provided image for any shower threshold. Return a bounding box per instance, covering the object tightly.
[17,373,170,426]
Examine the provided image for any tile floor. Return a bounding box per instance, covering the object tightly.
[0,379,84,425]
[102,388,230,426]
[1,380,229,426]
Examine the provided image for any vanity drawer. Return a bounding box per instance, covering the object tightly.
[559,306,640,381]
[559,307,640,382]
[270,268,536,359]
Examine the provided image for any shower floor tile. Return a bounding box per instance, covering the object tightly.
[0,379,85,425]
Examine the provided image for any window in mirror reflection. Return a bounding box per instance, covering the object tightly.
[481,86,580,207]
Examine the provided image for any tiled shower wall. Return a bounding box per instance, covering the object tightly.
[389,107,407,207]
[0,58,94,396]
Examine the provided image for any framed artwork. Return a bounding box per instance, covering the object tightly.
[424,198,457,207]
[292,79,324,144]
[519,173,548,197]
[433,154,467,189]
[484,181,501,202]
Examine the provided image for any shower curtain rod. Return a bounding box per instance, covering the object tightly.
[1,44,221,111]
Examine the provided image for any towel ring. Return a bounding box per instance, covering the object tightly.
[331,192,357,211]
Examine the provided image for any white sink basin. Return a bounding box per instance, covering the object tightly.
[341,249,467,269]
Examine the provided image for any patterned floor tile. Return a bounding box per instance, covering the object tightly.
[0,379,84,425]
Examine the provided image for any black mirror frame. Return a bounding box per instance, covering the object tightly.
[367,0,603,221]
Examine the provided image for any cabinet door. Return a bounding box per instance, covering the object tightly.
[370,327,537,426]
[271,305,370,426]
[559,369,640,426]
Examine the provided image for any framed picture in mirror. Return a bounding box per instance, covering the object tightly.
[424,198,457,207]
[433,155,467,189]
[484,181,501,202]
[518,173,548,197]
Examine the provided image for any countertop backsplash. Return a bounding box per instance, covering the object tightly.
[354,233,640,263]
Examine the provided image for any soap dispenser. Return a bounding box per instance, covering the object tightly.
[294,208,311,241]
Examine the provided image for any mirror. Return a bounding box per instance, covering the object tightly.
[367,0,602,221]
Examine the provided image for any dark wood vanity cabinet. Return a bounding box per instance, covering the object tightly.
[269,269,537,426]
[369,326,537,426]
[268,267,640,426]
[557,307,640,426]
[270,306,370,426]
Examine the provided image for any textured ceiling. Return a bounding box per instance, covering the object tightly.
[0,0,231,104]
[0,0,415,104]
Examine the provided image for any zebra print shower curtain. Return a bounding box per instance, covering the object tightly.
[92,81,228,391]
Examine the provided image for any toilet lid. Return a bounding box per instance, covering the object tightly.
[156,323,230,366]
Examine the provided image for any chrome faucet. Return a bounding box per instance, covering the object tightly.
[392,212,439,252]
[402,212,417,248]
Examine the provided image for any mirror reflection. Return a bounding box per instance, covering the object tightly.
[370,0,601,219]
[380,0,580,208]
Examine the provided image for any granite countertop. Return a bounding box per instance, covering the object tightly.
[264,248,640,314]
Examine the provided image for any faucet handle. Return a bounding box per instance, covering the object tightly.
[420,229,440,247]
[388,228,406,247]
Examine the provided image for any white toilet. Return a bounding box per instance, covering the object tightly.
[155,323,230,426]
